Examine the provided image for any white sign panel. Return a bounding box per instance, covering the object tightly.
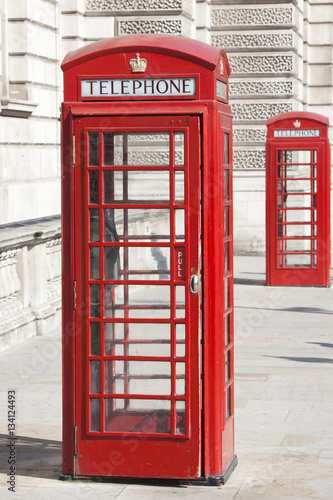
[274,129,320,138]
[81,78,196,98]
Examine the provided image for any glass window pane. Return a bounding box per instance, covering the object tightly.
[225,314,230,347]
[104,284,171,319]
[285,194,312,208]
[175,171,185,203]
[224,169,230,201]
[285,254,311,267]
[89,170,99,204]
[176,323,186,357]
[176,362,185,395]
[285,210,312,223]
[224,206,230,237]
[105,361,171,395]
[285,180,311,193]
[284,164,311,179]
[89,132,99,166]
[226,387,231,421]
[225,350,231,383]
[224,278,230,311]
[105,399,171,433]
[282,150,312,164]
[285,239,311,252]
[90,399,101,431]
[126,247,170,280]
[174,132,184,165]
[104,171,170,204]
[224,133,229,165]
[175,400,186,435]
[90,284,100,318]
[104,133,170,166]
[175,286,185,319]
[106,209,170,242]
[90,209,99,242]
[90,360,100,393]
[285,224,312,237]
[90,247,100,279]
[224,241,230,274]
[175,209,185,242]
[90,322,100,356]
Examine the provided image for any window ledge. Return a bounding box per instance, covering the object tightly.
[1,98,38,118]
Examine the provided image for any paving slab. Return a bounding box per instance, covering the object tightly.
[0,255,332,499]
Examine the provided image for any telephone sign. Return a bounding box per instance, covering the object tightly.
[61,34,236,484]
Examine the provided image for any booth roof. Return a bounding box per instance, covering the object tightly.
[61,34,228,73]
[267,111,329,127]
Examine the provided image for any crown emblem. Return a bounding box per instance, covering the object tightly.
[129,53,147,73]
[293,120,301,128]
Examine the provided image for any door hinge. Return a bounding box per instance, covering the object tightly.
[73,280,77,310]
[72,135,75,165]
[74,425,78,455]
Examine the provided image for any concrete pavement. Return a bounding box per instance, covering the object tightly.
[0,255,332,499]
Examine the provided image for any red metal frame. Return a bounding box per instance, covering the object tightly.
[266,112,331,287]
[61,34,236,482]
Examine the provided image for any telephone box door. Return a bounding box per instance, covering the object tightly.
[73,114,201,478]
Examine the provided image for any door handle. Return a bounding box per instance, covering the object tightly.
[190,275,200,294]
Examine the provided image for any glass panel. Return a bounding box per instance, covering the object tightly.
[225,314,230,347]
[224,278,229,311]
[90,284,100,318]
[224,169,230,201]
[285,239,311,252]
[224,133,229,165]
[90,247,100,279]
[224,206,229,237]
[104,171,170,204]
[105,361,171,395]
[282,150,312,165]
[127,247,170,280]
[104,247,122,281]
[285,194,312,208]
[175,323,186,357]
[175,286,185,319]
[285,180,312,193]
[285,254,311,267]
[103,133,170,166]
[226,387,231,421]
[225,350,230,383]
[105,209,170,242]
[174,132,184,166]
[90,209,99,242]
[285,210,312,223]
[176,362,185,395]
[89,132,99,166]
[175,400,186,435]
[90,360,100,393]
[224,241,230,274]
[105,399,171,433]
[175,171,185,202]
[89,170,99,204]
[90,322,100,356]
[104,285,170,319]
[175,209,185,242]
[105,323,171,357]
[90,399,101,431]
[285,224,312,237]
[284,164,311,179]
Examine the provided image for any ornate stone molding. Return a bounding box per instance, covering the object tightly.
[232,102,293,121]
[119,19,183,35]
[211,7,293,27]
[233,149,266,170]
[233,128,267,144]
[229,55,294,75]
[230,80,294,97]
[86,0,183,10]
[212,32,294,50]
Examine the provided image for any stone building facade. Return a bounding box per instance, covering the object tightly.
[1,0,332,349]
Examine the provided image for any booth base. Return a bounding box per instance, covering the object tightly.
[59,455,238,486]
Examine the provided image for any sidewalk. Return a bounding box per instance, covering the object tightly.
[0,255,332,499]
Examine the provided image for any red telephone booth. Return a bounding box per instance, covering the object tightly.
[61,34,236,484]
[266,112,331,286]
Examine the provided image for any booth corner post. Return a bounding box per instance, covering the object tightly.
[266,111,331,287]
[61,34,236,483]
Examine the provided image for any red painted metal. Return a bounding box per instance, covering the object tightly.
[61,34,236,482]
[266,112,331,287]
